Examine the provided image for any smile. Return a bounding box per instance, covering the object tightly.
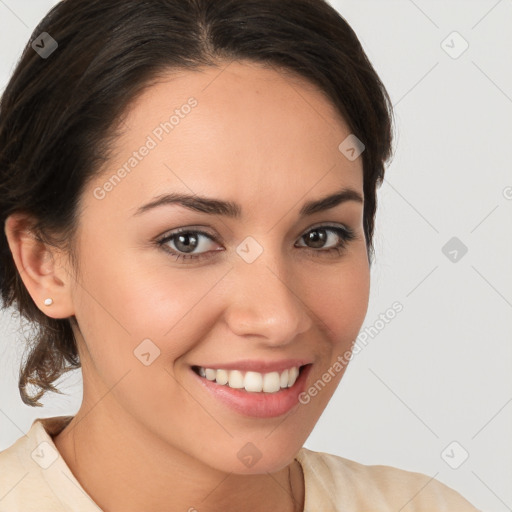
[191,362,313,418]
[192,365,301,393]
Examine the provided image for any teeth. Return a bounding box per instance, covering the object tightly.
[196,366,301,393]
[245,371,263,392]
[216,369,229,385]
[263,372,281,393]
[228,370,244,389]
[280,369,289,388]
[287,366,299,387]
[205,368,216,381]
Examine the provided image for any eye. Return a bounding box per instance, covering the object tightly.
[157,228,220,262]
[156,224,357,263]
[296,224,356,257]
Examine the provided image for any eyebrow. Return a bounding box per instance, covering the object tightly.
[132,187,363,218]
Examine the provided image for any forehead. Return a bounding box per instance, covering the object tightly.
[115,59,354,154]
[125,60,348,126]
[87,60,363,220]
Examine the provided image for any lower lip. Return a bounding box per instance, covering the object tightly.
[192,364,312,418]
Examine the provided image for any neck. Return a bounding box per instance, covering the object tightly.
[52,399,304,512]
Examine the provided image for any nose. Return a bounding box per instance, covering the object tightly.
[224,249,313,346]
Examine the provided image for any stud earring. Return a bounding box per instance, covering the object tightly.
[44,298,53,306]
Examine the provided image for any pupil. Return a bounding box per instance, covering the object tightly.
[176,233,197,253]
[308,229,326,248]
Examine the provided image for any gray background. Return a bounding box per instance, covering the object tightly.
[0,1,511,511]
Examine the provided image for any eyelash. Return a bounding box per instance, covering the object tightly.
[156,224,357,263]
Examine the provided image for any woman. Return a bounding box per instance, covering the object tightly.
[0,0,480,510]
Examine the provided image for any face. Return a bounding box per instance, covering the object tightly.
[65,60,370,474]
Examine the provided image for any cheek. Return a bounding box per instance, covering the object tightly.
[72,261,224,425]
[294,258,369,418]
[307,255,370,349]
[76,253,227,374]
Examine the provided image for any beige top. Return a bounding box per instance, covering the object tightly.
[0,416,480,511]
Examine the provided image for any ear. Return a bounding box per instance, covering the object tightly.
[4,212,76,319]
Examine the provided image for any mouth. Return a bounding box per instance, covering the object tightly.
[190,363,313,418]
[191,364,308,393]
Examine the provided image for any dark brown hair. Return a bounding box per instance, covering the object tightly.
[0,0,394,406]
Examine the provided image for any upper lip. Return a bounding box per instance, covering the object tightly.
[192,359,312,374]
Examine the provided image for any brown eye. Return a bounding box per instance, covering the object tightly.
[297,225,356,254]
[157,228,220,262]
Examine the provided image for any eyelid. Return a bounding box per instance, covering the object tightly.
[305,221,352,233]
[156,225,217,241]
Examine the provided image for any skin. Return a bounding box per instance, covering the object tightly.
[5,60,370,511]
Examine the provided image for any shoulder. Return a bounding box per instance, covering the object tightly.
[296,447,481,511]
[0,430,62,511]
[0,416,87,512]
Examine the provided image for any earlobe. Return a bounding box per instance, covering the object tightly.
[4,212,75,318]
